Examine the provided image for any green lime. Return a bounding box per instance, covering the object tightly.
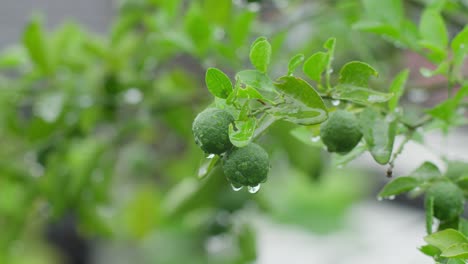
[223,143,270,187]
[425,181,464,222]
[320,110,362,154]
[192,108,234,154]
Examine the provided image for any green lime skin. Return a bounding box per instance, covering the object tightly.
[222,143,270,187]
[320,110,362,154]
[192,108,234,154]
[425,181,465,222]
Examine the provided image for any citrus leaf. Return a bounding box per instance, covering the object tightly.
[359,108,396,164]
[287,53,305,76]
[249,39,271,73]
[339,61,378,87]
[203,0,231,25]
[428,85,468,124]
[426,196,434,234]
[238,224,257,262]
[303,52,327,83]
[23,17,51,73]
[425,229,468,251]
[442,243,468,258]
[236,70,274,92]
[332,85,393,105]
[388,69,409,112]
[229,118,256,147]
[419,244,441,257]
[378,176,419,198]
[205,67,233,99]
[419,8,448,50]
[352,21,400,39]
[447,259,466,264]
[411,162,442,181]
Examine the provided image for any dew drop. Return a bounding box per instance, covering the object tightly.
[231,183,243,192]
[207,154,215,159]
[331,100,340,106]
[247,184,261,193]
[310,136,320,142]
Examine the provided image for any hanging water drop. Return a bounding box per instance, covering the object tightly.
[231,183,243,192]
[310,136,320,142]
[247,184,261,193]
[331,100,340,106]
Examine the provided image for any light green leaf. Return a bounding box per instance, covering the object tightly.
[230,11,256,48]
[205,67,233,99]
[272,76,327,125]
[332,85,393,105]
[339,61,378,87]
[287,53,305,76]
[378,177,419,198]
[22,17,51,73]
[426,196,434,234]
[303,52,327,83]
[425,229,468,251]
[442,243,468,258]
[249,39,272,73]
[236,70,274,92]
[428,85,468,124]
[388,69,409,111]
[452,26,468,55]
[419,8,448,49]
[447,258,466,264]
[229,118,256,147]
[352,21,400,39]
[237,86,266,101]
[359,108,396,164]
[411,162,442,181]
[184,4,212,54]
[362,0,404,27]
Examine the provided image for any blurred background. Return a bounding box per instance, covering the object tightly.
[0,0,467,263]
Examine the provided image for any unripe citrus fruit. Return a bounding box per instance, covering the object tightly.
[320,110,362,154]
[192,108,234,154]
[425,181,464,221]
[223,143,270,187]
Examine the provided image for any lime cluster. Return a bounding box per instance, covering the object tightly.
[425,181,464,222]
[192,108,270,187]
[320,110,362,154]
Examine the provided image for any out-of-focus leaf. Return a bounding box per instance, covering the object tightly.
[388,69,409,111]
[238,224,257,262]
[361,0,404,27]
[378,177,419,198]
[359,108,396,164]
[426,196,434,234]
[249,38,272,73]
[419,8,448,50]
[441,243,468,258]
[184,4,212,54]
[205,68,233,99]
[22,17,51,73]
[287,53,304,76]
[230,11,256,48]
[229,118,256,147]
[122,188,161,239]
[410,162,442,181]
[203,0,231,25]
[428,86,468,125]
[425,229,468,251]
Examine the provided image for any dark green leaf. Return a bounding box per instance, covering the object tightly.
[205,68,233,99]
[303,52,327,83]
[339,61,378,87]
[229,118,256,148]
[22,17,51,73]
[236,70,274,92]
[442,243,468,258]
[388,69,409,111]
[359,108,396,164]
[378,177,419,198]
[249,39,272,73]
[287,53,305,76]
[419,244,441,257]
[424,229,468,251]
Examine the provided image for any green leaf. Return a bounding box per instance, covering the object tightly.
[378,177,419,198]
[272,76,327,125]
[303,52,328,83]
[238,224,257,262]
[22,17,51,73]
[428,85,468,124]
[203,0,231,25]
[184,4,212,54]
[442,243,468,258]
[339,61,378,87]
[425,229,468,251]
[205,68,233,99]
[249,39,272,73]
[332,85,393,105]
[419,244,441,257]
[323,38,336,84]
[388,69,409,112]
[352,21,400,39]
[236,70,274,92]
[451,26,468,56]
[426,196,434,234]
[229,118,256,148]
[447,259,466,264]
[411,162,442,181]
[237,86,267,101]
[230,11,256,48]
[362,0,404,27]
[287,53,305,76]
[359,108,397,164]
[419,8,448,49]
